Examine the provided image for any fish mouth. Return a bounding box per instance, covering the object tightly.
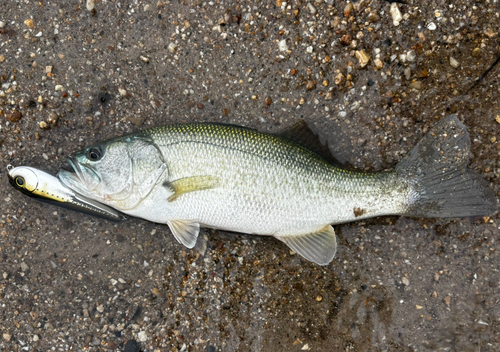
[58,157,100,195]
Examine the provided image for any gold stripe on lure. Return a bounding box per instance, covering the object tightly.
[7,165,125,222]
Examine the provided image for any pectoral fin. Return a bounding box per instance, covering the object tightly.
[277,225,337,265]
[167,219,200,248]
[165,175,219,202]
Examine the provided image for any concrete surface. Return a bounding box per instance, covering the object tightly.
[0,0,499,351]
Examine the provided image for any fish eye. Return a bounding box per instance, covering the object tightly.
[15,176,25,188]
[87,146,103,161]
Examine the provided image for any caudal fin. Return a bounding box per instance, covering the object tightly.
[397,115,496,218]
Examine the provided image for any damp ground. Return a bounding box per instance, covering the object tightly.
[0,0,499,351]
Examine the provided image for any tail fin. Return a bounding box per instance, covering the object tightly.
[397,115,496,218]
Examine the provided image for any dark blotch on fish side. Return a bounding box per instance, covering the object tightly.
[353,207,367,218]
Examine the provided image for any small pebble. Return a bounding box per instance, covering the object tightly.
[406,50,416,62]
[373,58,383,70]
[3,333,12,342]
[334,73,345,85]
[409,81,422,90]
[0,55,5,63]
[265,97,273,106]
[5,110,22,122]
[306,81,316,90]
[140,56,150,63]
[316,296,322,302]
[20,262,29,272]
[472,48,481,57]
[307,3,317,14]
[367,13,379,23]
[128,117,144,126]
[118,88,127,97]
[0,21,5,28]
[138,331,148,342]
[427,22,437,31]
[24,19,35,29]
[340,34,352,46]
[484,28,497,38]
[402,277,409,286]
[496,115,500,124]
[449,57,459,68]
[55,84,63,91]
[390,3,402,26]
[355,50,370,68]
[404,67,411,80]
[344,3,353,17]
[86,0,95,11]
[39,121,49,129]
[278,39,288,52]
[167,43,177,53]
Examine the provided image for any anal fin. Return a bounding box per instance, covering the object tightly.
[167,219,200,248]
[165,175,219,202]
[277,225,337,265]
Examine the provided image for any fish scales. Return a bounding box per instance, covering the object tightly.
[139,123,408,232]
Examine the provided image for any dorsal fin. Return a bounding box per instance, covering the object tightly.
[278,120,344,167]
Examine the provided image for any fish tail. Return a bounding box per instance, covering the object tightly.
[397,115,496,218]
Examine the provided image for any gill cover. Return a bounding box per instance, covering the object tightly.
[59,136,167,210]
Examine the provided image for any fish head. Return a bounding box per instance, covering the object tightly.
[58,136,167,210]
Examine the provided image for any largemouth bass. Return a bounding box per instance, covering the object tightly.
[57,115,496,265]
[7,165,125,221]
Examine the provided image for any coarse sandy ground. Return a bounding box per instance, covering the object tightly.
[1,0,499,351]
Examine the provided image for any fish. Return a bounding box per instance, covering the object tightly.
[7,165,126,222]
[57,115,496,265]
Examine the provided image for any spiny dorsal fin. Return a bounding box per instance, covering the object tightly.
[278,120,344,167]
[167,219,200,248]
[165,175,220,202]
[277,224,337,265]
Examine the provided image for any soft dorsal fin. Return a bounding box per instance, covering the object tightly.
[277,225,337,265]
[278,120,344,167]
[167,219,200,248]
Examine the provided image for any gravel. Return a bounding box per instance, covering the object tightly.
[0,0,499,351]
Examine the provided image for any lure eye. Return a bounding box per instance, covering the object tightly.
[15,176,25,188]
[87,146,102,161]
